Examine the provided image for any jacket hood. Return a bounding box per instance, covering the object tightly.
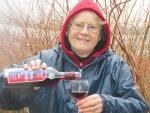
[60,0,110,68]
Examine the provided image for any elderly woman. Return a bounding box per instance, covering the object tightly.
[0,0,149,113]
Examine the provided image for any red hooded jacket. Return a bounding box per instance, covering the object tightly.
[61,0,110,68]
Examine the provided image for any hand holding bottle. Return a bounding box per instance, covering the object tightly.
[3,59,80,88]
[24,59,47,71]
[24,59,47,90]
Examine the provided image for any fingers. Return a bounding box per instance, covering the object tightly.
[77,94,103,113]
[24,64,29,70]
[41,63,47,70]
[34,87,40,90]
[35,59,41,69]
[24,59,47,70]
[30,59,41,70]
[79,105,100,113]
[77,94,100,106]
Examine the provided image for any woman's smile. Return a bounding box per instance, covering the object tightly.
[77,38,89,42]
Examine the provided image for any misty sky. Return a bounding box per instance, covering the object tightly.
[0,0,149,25]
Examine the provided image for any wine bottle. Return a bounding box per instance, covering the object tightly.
[3,67,80,88]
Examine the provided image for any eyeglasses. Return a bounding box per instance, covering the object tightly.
[70,22,100,33]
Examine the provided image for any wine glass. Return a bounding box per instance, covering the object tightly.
[71,80,89,113]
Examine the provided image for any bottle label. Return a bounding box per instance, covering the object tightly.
[7,70,47,83]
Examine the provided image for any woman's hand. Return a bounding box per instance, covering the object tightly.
[76,94,103,113]
[24,59,47,70]
[24,59,47,90]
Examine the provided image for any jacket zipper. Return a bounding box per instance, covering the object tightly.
[64,53,83,78]
[79,62,82,78]
[64,52,98,78]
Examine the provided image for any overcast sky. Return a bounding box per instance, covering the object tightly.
[0,0,77,15]
[0,0,149,15]
[0,0,149,25]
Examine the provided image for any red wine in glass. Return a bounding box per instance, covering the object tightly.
[72,91,88,100]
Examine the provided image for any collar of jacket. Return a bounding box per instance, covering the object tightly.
[60,45,113,68]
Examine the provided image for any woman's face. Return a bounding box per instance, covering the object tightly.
[67,11,101,58]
